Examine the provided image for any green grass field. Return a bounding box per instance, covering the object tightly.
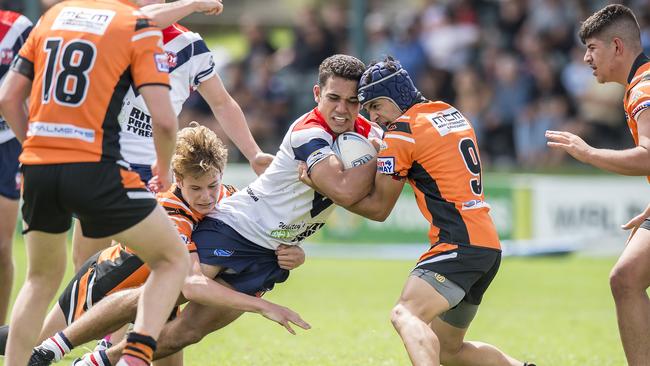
[0,236,626,365]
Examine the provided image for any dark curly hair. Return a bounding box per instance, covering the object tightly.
[579,4,640,47]
[318,54,366,87]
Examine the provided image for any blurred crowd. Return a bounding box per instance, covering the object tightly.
[190,0,650,168]
[7,0,650,169]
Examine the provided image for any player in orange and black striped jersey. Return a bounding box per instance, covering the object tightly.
[545,5,650,365]
[0,1,190,365]
[344,57,533,366]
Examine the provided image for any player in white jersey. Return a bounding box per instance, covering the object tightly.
[57,54,382,364]
[0,9,32,325]
[213,103,382,250]
[71,0,274,271]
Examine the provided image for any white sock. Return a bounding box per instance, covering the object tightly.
[39,332,72,361]
[75,351,111,366]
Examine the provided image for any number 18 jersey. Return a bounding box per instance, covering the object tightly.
[16,0,169,165]
[210,107,383,250]
[377,101,500,250]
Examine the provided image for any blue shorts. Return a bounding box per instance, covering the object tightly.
[0,138,21,200]
[193,218,289,296]
[129,163,152,184]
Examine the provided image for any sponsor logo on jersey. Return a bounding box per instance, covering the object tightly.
[306,148,328,169]
[428,107,471,136]
[377,157,395,174]
[274,223,305,240]
[179,234,189,244]
[52,7,115,35]
[270,229,294,239]
[166,51,177,68]
[154,53,170,72]
[378,140,388,151]
[386,121,412,134]
[28,122,95,142]
[461,199,489,210]
[278,222,304,231]
[291,223,325,243]
[434,273,446,283]
[126,106,152,137]
[213,249,234,257]
[0,49,14,65]
[246,187,259,202]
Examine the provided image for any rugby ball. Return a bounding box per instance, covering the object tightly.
[331,132,377,169]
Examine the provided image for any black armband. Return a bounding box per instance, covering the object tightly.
[11,56,34,80]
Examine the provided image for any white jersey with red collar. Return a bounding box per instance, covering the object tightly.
[210,107,383,250]
[0,11,32,144]
[118,23,216,165]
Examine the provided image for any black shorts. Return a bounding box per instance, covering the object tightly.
[415,243,501,305]
[194,218,289,296]
[59,248,177,325]
[21,162,156,238]
[0,138,21,200]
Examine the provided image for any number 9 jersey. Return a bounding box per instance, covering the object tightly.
[14,0,170,165]
[377,101,500,250]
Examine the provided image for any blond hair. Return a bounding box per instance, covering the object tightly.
[172,122,227,180]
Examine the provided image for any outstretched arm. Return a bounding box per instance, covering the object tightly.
[140,0,223,28]
[181,254,310,334]
[546,111,650,175]
[198,74,273,175]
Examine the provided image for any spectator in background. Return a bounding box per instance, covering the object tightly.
[0,0,23,12]
[575,80,626,149]
[389,13,427,83]
[240,17,276,75]
[484,52,533,164]
[420,3,479,72]
[527,0,575,54]
[364,12,391,63]
[321,2,349,54]
[496,0,528,50]
[172,0,641,171]
[452,66,491,147]
[640,9,650,56]
[290,7,336,73]
[516,57,571,167]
